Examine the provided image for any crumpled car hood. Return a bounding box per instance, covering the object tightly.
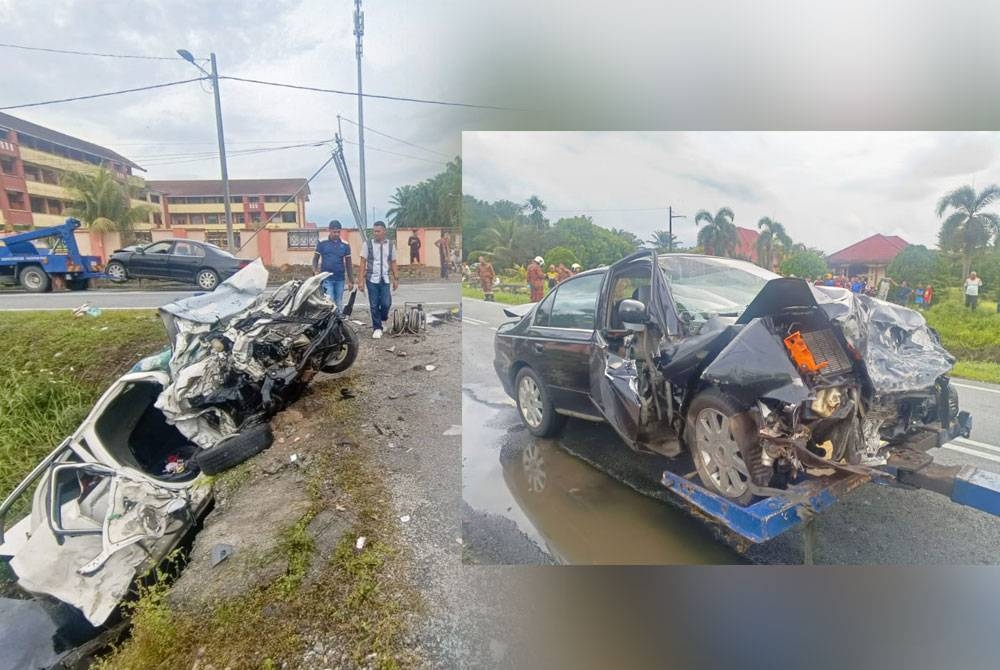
[811,284,954,394]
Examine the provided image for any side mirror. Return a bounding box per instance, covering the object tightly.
[137,247,146,254]
[617,298,648,331]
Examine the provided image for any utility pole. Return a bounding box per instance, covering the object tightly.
[668,206,685,252]
[354,0,368,230]
[178,49,235,250]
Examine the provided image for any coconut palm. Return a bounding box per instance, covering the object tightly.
[611,227,645,251]
[482,217,530,267]
[756,217,793,270]
[62,168,151,246]
[694,207,738,257]
[525,195,547,229]
[647,230,679,251]
[936,184,1000,279]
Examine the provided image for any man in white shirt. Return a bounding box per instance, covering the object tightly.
[358,221,398,339]
[964,271,983,310]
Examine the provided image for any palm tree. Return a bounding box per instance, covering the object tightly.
[62,168,151,246]
[386,184,415,228]
[482,217,528,267]
[647,230,679,251]
[936,184,1000,279]
[525,195,547,229]
[756,217,793,270]
[694,207,738,257]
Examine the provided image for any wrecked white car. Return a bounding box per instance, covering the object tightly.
[0,261,359,627]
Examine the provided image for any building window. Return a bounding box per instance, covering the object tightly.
[42,170,59,185]
[22,164,40,181]
[46,199,63,215]
[205,231,241,249]
[281,211,297,224]
[6,190,26,210]
[234,213,245,224]
[153,213,163,227]
[206,214,219,225]
[29,196,46,213]
[150,194,161,204]
[288,229,319,249]
[171,214,187,226]
[0,157,15,175]
[251,212,261,223]
[189,214,204,226]
[133,231,153,244]
[264,195,285,202]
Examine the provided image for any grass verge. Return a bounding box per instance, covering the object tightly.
[0,310,166,514]
[924,293,1000,383]
[462,285,529,305]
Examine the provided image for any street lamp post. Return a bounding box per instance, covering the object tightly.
[668,206,685,252]
[177,49,235,251]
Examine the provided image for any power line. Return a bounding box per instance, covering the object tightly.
[238,152,338,252]
[340,138,446,165]
[219,75,524,111]
[338,116,451,158]
[134,138,335,161]
[0,77,207,111]
[544,207,673,213]
[0,41,191,61]
[138,139,335,167]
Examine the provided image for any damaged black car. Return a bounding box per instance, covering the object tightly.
[494,251,972,505]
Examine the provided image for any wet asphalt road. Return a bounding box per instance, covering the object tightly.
[462,297,1000,564]
[0,282,458,311]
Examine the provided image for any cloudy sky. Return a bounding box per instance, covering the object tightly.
[462,131,1000,253]
[0,0,490,225]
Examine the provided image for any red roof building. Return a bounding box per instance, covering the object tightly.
[734,227,760,263]
[826,234,908,282]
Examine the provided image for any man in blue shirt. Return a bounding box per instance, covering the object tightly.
[312,220,354,309]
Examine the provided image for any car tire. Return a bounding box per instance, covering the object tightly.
[514,367,567,438]
[106,261,128,282]
[194,423,274,475]
[685,389,766,506]
[196,268,220,291]
[19,265,50,293]
[321,322,360,374]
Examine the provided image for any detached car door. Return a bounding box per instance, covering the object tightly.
[527,272,605,416]
[130,241,174,279]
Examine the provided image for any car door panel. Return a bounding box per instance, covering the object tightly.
[130,241,174,278]
[168,241,204,282]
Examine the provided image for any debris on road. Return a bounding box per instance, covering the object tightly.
[210,544,235,567]
[355,536,367,551]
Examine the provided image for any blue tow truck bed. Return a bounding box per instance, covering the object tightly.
[0,218,108,292]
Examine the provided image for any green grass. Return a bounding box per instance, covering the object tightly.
[923,292,1000,383]
[462,285,530,305]
[0,310,166,516]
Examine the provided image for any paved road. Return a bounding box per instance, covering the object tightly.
[0,282,459,312]
[462,297,1000,564]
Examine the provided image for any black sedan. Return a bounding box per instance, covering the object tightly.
[106,239,252,290]
[494,251,971,505]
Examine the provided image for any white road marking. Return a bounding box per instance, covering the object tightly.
[952,381,1000,396]
[952,436,1000,455]
[463,317,488,326]
[941,442,1000,465]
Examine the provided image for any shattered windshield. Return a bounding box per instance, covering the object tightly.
[658,255,779,318]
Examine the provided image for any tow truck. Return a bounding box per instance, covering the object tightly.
[0,218,108,292]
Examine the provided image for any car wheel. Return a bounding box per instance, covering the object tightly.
[19,265,50,293]
[514,367,567,438]
[196,268,220,290]
[685,390,765,506]
[194,423,274,475]
[321,322,360,373]
[106,261,128,282]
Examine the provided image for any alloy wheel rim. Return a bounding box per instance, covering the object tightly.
[694,407,750,497]
[518,376,543,428]
[198,272,218,289]
[24,272,42,289]
[107,264,125,279]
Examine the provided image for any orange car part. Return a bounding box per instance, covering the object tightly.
[783,331,828,374]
